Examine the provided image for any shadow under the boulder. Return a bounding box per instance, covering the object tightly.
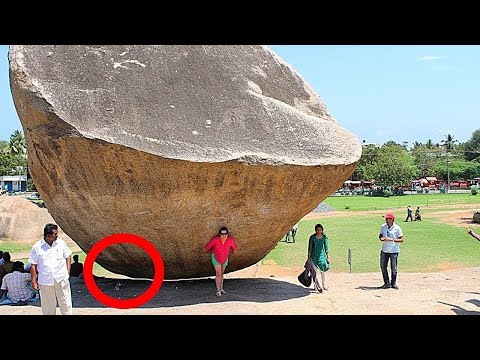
[70,276,311,309]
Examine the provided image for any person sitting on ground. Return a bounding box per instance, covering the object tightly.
[414,206,422,221]
[0,252,14,287]
[69,255,84,277]
[2,252,14,273]
[0,261,37,306]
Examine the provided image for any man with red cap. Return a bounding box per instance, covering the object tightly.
[378,212,403,289]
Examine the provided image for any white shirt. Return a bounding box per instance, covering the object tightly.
[380,222,403,253]
[29,238,72,285]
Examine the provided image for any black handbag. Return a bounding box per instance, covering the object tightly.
[297,268,312,287]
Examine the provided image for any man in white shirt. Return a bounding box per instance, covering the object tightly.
[378,213,404,290]
[291,223,299,242]
[29,223,72,315]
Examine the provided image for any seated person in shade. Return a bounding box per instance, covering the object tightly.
[69,254,84,277]
[0,261,36,305]
[2,252,14,273]
[0,252,14,289]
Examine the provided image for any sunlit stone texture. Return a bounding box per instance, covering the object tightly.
[9,45,361,279]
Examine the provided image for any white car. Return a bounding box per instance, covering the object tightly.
[26,192,42,200]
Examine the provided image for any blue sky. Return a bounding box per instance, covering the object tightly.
[1,45,479,147]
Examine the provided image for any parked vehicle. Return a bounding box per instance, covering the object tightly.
[26,192,42,200]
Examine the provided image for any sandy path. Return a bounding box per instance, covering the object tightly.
[1,263,480,315]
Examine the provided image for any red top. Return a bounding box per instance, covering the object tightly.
[204,236,238,264]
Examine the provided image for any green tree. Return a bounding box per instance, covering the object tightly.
[412,144,441,178]
[9,129,26,157]
[353,144,380,181]
[362,143,418,187]
[435,158,480,181]
[0,140,12,175]
[464,129,480,162]
[441,134,457,152]
[0,131,28,177]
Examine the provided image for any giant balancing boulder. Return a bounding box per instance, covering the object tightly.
[9,45,362,279]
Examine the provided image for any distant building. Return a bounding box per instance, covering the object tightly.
[469,178,480,186]
[0,175,27,192]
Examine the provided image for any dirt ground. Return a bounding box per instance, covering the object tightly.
[1,263,480,315]
[1,201,479,315]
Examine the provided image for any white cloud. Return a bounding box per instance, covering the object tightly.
[417,55,444,62]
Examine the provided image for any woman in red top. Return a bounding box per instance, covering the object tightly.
[204,226,238,297]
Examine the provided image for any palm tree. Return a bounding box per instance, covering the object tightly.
[441,134,458,192]
[8,130,27,191]
[9,130,26,157]
[441,134,457,152]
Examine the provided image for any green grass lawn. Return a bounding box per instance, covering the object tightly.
[5,193,480,276]
[0,240,37,254]
[323,193,480,211]
[265,207,480,273]
[68,252,124,278]
[14,251,117,278]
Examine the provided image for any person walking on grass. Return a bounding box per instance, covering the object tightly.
[204,226,238,297]
[379,213,403,289]
[291,223,299,243]
[405,205,413,222]
[306,223,330,293]
[29,223,72,315]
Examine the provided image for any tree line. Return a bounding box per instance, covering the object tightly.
[353,129,480,187]
[0,130,27,177]
[1,128,480,190]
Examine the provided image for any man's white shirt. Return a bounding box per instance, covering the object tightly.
[29,238,72,285]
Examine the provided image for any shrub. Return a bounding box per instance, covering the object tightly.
[383,189,393,197]
[472,185,479,196]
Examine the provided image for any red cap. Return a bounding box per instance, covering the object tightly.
[385,212,395,219]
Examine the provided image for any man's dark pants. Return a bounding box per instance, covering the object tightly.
[380,251,398,286]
